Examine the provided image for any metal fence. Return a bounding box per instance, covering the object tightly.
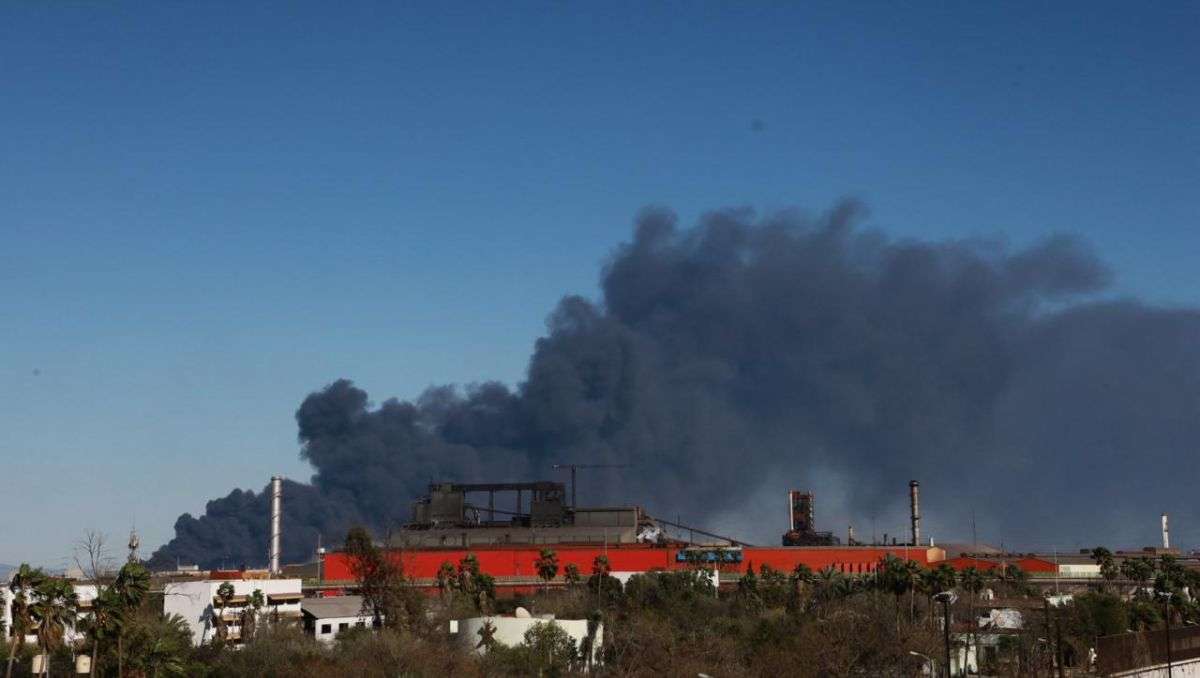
[1097,625,1200,675]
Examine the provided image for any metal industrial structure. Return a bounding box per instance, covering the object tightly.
[269,475,283,575]
[397,481,663,548]
[909,480,921,546]
[781,490,837,546]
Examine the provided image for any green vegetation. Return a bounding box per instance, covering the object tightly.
[7,542,1200,676]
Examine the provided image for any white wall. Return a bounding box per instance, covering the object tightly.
[310,614,372,643]
[163,579,302,646]
[455,616,603,666]
[1059,564,1101,576]
[1,582,97,647]
[1112,657,1200,677]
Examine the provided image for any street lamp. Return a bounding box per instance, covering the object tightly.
[933,591,959,677]
[909,650,935,676]
[1157,591,1174,678]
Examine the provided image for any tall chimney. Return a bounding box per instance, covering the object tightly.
[1162,513,1170,550]
[909,480,921,547]
[269,476,283,575]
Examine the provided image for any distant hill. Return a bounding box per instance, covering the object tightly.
[0,563,14,579]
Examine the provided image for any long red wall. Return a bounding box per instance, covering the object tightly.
[321,545,940,583]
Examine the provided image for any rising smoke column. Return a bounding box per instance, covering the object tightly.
[150,201,1200,569]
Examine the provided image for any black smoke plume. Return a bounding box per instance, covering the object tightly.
[149,201,1200,569]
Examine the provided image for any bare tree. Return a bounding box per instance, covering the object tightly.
[74,531,114,678]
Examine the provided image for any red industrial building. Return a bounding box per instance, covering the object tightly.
[318,543,946,593]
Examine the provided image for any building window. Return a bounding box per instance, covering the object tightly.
[356,621,365,628]
[321,624,331,634]
[339,622,349,631]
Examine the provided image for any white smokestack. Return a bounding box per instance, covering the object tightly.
[1162,512,1170,550]
[270,476,283,575]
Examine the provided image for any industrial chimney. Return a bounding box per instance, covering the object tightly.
[269,476,283,575]
[909,480,921,547]
[1162,513,1170,550]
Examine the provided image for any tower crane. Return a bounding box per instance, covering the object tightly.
[551,463,631,508]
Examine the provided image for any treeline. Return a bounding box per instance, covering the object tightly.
[5,541,1196,676]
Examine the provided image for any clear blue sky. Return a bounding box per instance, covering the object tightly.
[1,2,1196,566]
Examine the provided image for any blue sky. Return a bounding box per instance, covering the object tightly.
[1,2,1196,566]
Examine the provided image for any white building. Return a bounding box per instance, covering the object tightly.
[1,579,98,647]
[163,578,303,646]
[453,610,604,667]
[301,595,376,643]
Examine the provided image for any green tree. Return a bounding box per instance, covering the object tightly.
[6,565,46,678]
[239,589,265,643]
[30,578,78,677]
[80,589,124,678]
[213,582,236,645]
[344,527,406,629]
[123,613,192,678]
[1120,557,1155,597]
[535,549,560,592]
[737,561,759,597]
[1090,547,1119,591]
[436,561,456,597]
[592,554,610,578]
[110,561,150,676]
[564,563,582,588]
[522,622,577,677]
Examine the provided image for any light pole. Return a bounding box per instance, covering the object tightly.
[909,650,935,677]
[933,591,959,677]
[1158,591,1174,678]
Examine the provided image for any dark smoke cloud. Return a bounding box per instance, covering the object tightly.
[150,201,1200,569]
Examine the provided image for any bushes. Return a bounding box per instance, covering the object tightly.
[204,626,482,678]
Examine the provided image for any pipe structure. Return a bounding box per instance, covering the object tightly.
[1162,513,1171,550]
[269,475,283,575]
[909,480,921,547]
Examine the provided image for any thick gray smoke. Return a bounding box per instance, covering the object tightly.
[149,201,1200,569]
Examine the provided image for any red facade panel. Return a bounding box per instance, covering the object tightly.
[322,544,939,584]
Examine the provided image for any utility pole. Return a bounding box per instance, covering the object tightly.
[933,591,958,677]
[551,463,631,508]
[1161,591,1174,678]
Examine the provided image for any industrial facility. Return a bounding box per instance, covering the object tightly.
[8,471,1198,676]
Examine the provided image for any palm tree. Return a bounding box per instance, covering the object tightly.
[535,549,560,593]
[1121,557,1155,598]
[435,561,456,597]
[110,562,149,678]
[591,554,611,578]
[1091,547,1119,591]
[124,614,191,678]
[30,578,79,678]
[81,588,124,678]
[239,590,264,643]
[564,563,582,588]
[212,582,235,645]
[7,564,46,678]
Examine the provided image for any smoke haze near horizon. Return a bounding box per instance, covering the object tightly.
[150,201,1200,568]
